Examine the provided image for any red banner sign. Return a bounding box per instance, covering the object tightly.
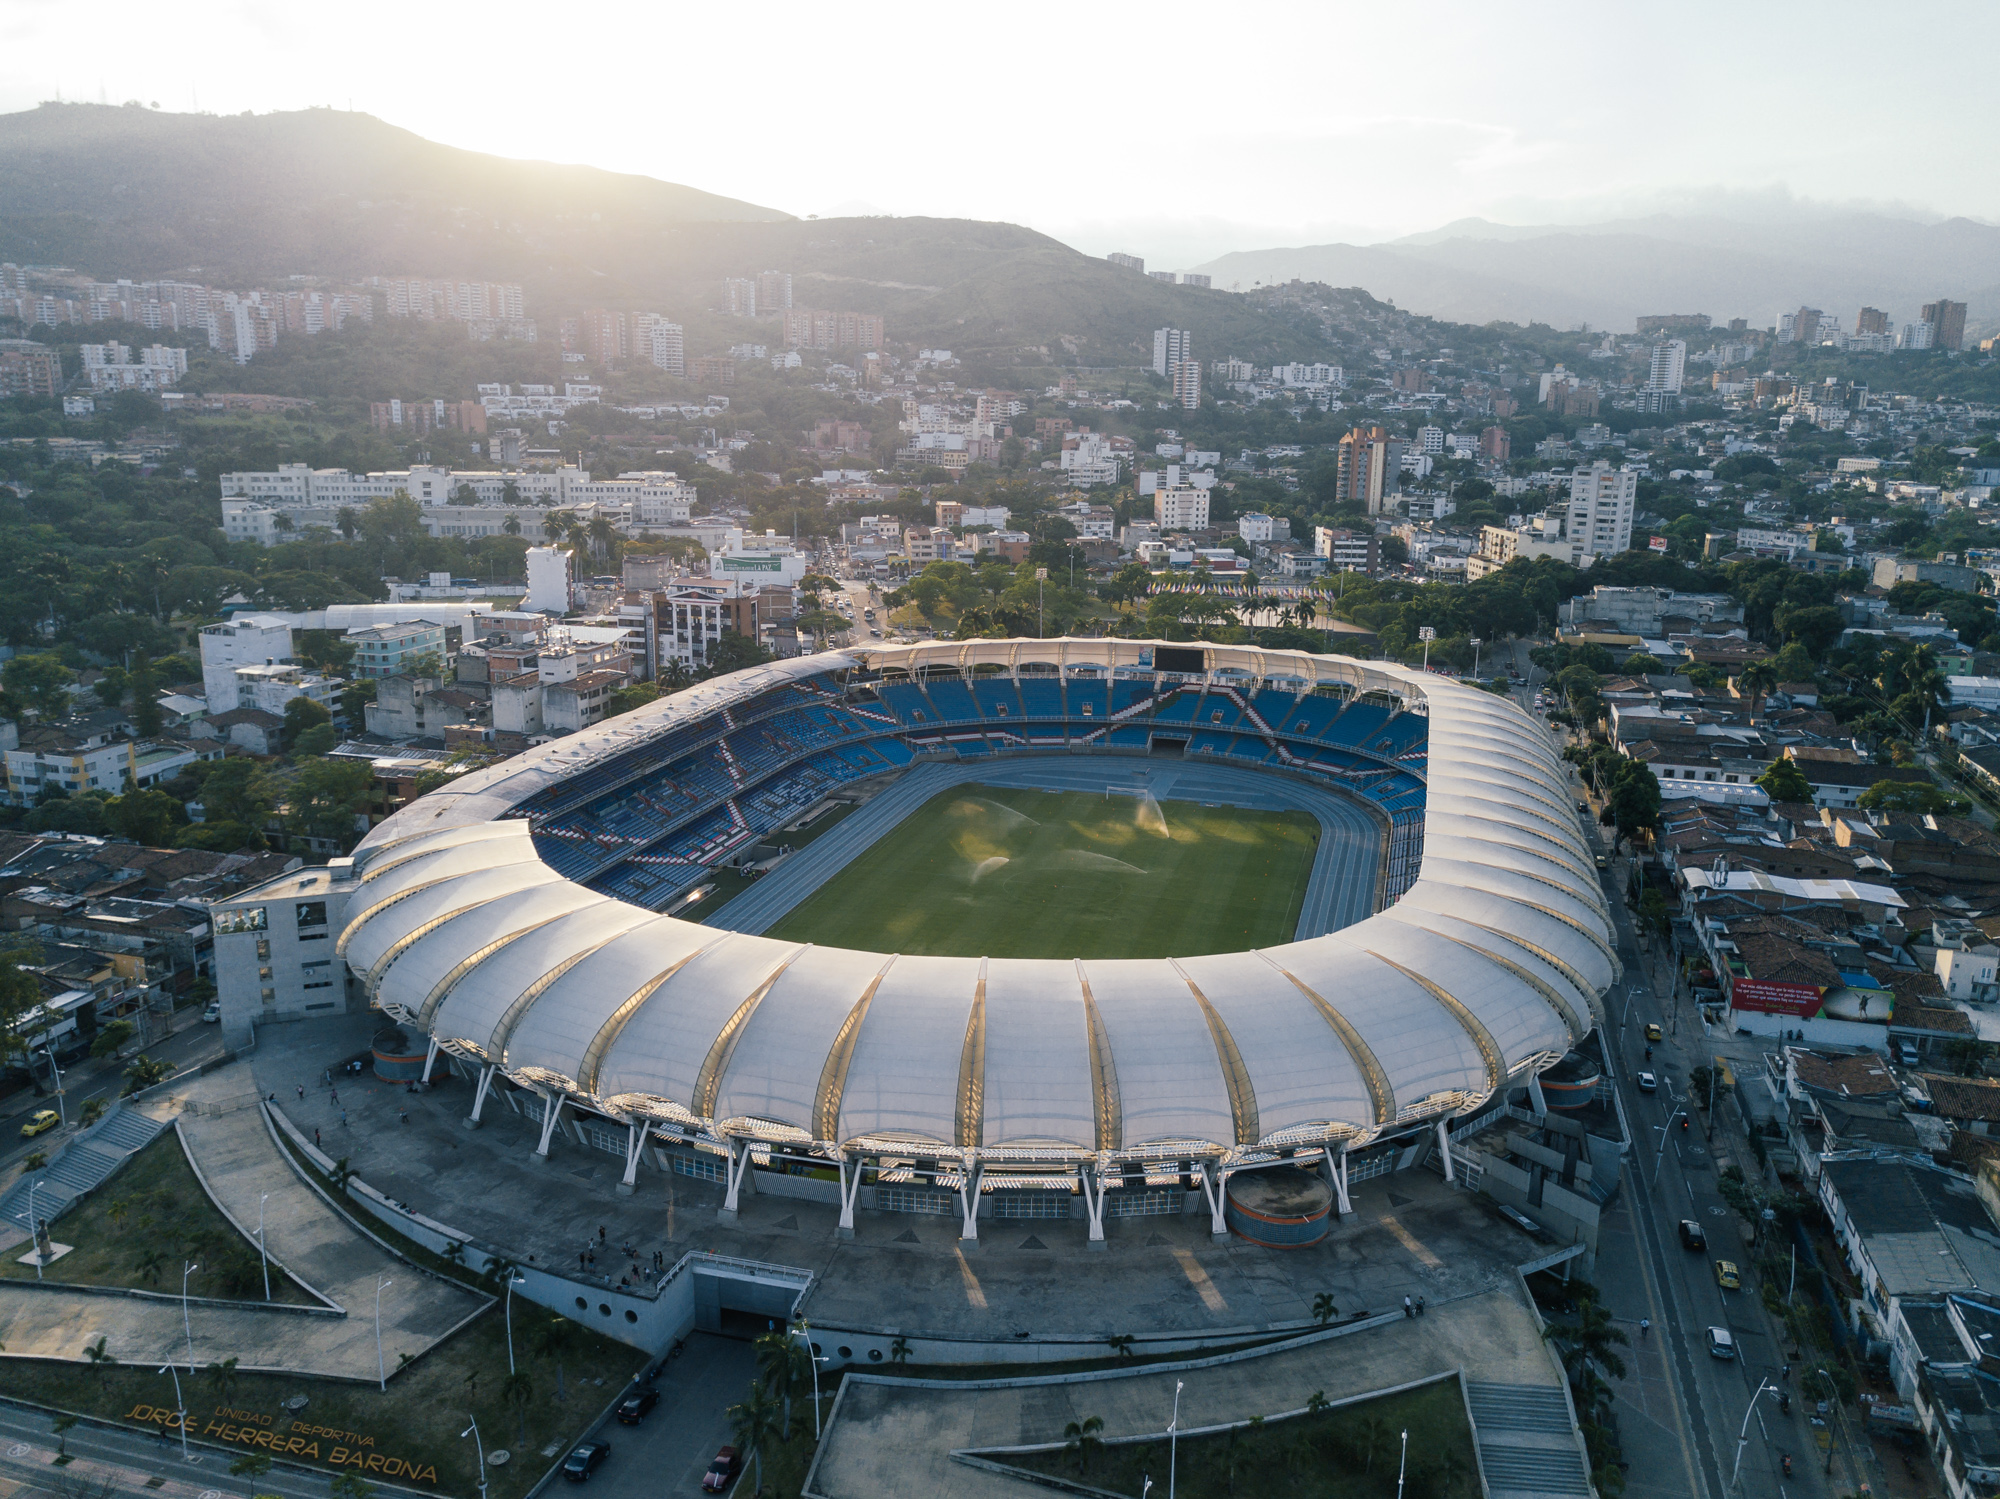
[1649,536,1669,552]
[1730,978,1824,1017]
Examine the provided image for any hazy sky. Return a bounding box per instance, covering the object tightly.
[4,0,1995,267]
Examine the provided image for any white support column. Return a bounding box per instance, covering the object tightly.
[421,1035,440,1084]
[1081,1166,1107,1249]
[617,1123,645,1195]
[1331,1147,1352,1216]
[836,1154,864,1239]
[464,1064,496,1128]
[719,1138,755,1221]
[531,1093,565,1161]
[958,1160,984,1247]
[1199,1162,1229,1239]
[1528,1071,1549,1118]
[1437,1118,1455,1184]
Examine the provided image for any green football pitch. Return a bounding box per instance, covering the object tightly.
[764,785,1321,960]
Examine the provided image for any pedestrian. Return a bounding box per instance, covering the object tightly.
[399,1110,409,1125]
[1417,1297,1426,1316]
[314,1128,321,1148]
[331,1087,338,1105]
[580,1252,587,1271]
[340,1109,348,1127]
[1640,1318,1651,1338]
[1403,1296,1413,1318]
[599,1225,607,1243]
[297,1084,305,1101]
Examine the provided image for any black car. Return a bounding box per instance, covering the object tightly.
[562,1442,610,1481]
[615,1388,659,1425]
[1679,1219,1707,1251]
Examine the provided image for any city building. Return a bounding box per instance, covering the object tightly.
[723,278,756,316]
[781,309,884,352]
[368,399,486,435]
[1179,273,1211,289]
[1465,517,1576,580]
[0,339,62,399]
[1334,426,1404,515]
[1417,427,1445,455]
[199,614,296,715]
[1153,484,1210,531]
[635,314,685,376]
[1922,299,1968,351]
[1479,426,1511,462]
[688,356,735,385]
[1237,513,1290,544]
[347,621,447,679]
[1106,252,1144,272]
[1856,306,1891,337]
[1646,340,1686,394]
[1566,460,1638,558]
[1172,358,1202,409]
[79,342,186,392]
[1153,328,1192,378]
[757,271,793,312]
[1313,527,1381,574]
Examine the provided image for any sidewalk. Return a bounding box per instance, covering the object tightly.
[0,1071,488,1380]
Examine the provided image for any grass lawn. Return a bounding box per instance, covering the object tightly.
[6,1298,642,1499]
[1003,1376,1479,1499]
[0,1133,314,1305]
[765,785,1319,959]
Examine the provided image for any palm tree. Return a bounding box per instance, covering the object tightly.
[1736,661,1777,723]
[502,514,522,537]
[1543,1297,1629,1387]
[206,1357,240,1406]
[1311,1292,1339,1326]
[501,1369,535,1445]
[1105,1334,1135,1359]
[83,1336,115,1389]
[1355,1415,1391,1471]
[754,1330,807,1435]
[52,1413,75,1458]
[888,1335,911,1366]
[1062,1415,1103,1474]
[121,1054,169,1095]
[136,1250,166,1286]
[727,1381,782,1497]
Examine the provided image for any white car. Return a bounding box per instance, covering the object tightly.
[1636,1070,1658,1093]
[202,1002,221,1023]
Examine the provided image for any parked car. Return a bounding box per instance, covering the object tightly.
[1714,1260,1741,1291]
[20,1109,58,1138]
[614,1388,658,1425]
[701,1446,740,1492]
[1707,1325,1735,1360]
[1636,1071,1658,1093]
[1679,1219,1707,1251]
[561,1442,610,1482]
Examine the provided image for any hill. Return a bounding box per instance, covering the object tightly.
[0,102,788,283]
[0,104,1335,372]
[1193,210,2000,336]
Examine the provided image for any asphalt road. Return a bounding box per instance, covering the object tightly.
[583,1335,760,1499]
[0,1007,226,1178]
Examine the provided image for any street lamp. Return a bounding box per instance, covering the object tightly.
[1396,1428,1409,1499]
[256,1192,271,1302]
[1469,637,1483,679]
[1418,626,1436,671]
[461,1418,488,1499]
[1036,567,1048,637]
[1168,1380,1183,1499]
[25,1179,47,1280]
[159,1364,191,1463]
[376,1275,395,1391]
[40,1046,65,1128]
[793,1318,833,1439]
[1650,1109,1686,1187]
[1730,1379,1777,1491]
[505,1271,527,1374]
[181,1261,199,1371]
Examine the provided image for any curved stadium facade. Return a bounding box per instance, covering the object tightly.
[330,639,1614,1237]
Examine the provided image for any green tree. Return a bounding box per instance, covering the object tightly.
[89,1020,136,1059]
[284,756,373,849]
[727,1381,782,1498]
[122,1054,171,1095]
[103,787,182,846]
[282,696,332,749]
[501,1369,535,1445]
[292,722,340,757]
[1062,1415,1104,1475]
[703,631,776,679]
[2,652,75,719]
[604,681,661,720]
[1859,779,1958,815]
[1736,661,1777,722]
[1312,1292,1339,1326]
[1755,757,1816,804]
[198,759,278,838]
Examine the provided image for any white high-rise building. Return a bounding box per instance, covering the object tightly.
[1566,461,1638,559]
[636,315,685,376]
[1417,426,1445,454]
[199,614,295,714]
[1647,340,1686,394]
[1153,327,1192,378]
[1900,321,1935,350]
[525,547,575,615]
[1153,484,1210,531]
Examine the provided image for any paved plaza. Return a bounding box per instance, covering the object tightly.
[247,1015,1560,1351]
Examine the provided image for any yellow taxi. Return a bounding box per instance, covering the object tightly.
[1644,1023,1663,1044]
[1713,1259,1741,1291]
[19,1109,58,1138]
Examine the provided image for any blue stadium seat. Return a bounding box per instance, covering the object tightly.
[971,679,1024,720]
[877,682,935,725]
[1067,681,1111,721]
[923,679,979,723]
[1108,726,1150,748]
[1017,679,1064,719]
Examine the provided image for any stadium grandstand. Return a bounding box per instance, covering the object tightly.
[218,640,1614,1247]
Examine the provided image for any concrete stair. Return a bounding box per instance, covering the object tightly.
[1464,1381,1595,1499]
[0,1104,172,1237]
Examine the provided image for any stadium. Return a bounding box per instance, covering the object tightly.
[334,638,1615,1245]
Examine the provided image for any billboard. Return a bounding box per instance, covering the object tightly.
[719,555,784,573]
[1730,978,1824,1017]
